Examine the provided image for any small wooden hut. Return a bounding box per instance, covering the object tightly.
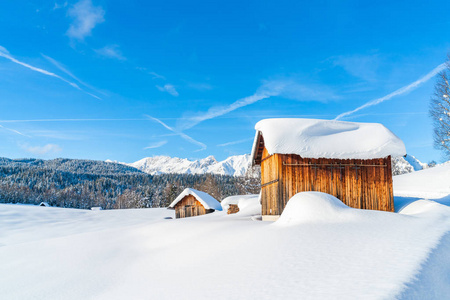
[251,118,406,221]
[169,188,222,219]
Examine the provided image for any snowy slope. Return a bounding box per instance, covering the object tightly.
[127,154,252,176]
[394,161,450,199]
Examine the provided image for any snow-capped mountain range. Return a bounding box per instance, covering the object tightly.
[108,153,429,177]
[125,154,253,177]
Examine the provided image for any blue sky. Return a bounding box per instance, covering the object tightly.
[0,0,449,163]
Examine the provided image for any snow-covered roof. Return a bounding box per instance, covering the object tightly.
[251,118,406,162]
[169,188,222,211]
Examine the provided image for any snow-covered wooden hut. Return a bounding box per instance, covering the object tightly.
[251,118,406,221]
[39,202,50,207]
[169,188,222,219]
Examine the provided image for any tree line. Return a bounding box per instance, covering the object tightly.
[0,157,260,209]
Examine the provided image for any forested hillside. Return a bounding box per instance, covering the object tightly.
[0,158,260,209]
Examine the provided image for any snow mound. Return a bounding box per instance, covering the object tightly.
[169,188,222,211]
[276,192,350,225]
[221,194,261,216]
[252,118,406,159]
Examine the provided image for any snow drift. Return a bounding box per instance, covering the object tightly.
[276,192,350,225]
[221,194,261,216]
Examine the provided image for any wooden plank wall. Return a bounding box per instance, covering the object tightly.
[260,149,394,216]
[260,148,282,215]
[175,195,207,218]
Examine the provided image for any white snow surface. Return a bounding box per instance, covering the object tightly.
[252,118,406,159]
[394,162,450,199]
[169,188,222,211]
[127,154,251,176]
[2,163,450,299]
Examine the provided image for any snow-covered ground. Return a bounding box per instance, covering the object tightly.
[394,162,450,200]
[1,165,450,299]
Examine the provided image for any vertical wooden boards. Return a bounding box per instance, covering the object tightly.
[174,195,207,219]
[260,148,395,216]
[260,148,280,216]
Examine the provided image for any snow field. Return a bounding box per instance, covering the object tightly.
[2,163,450,299]
[1,193,449,299]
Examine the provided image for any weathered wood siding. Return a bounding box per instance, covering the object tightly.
[174,195,207,219]
[260,148,282,215]
[260,149,394,216]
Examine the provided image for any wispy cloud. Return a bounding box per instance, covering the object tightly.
[146,115,206,151]
[41,54,104,98]
[95,44,126,60]
[335,62,447,120]
[0,46,100,100]
[332,54,380,82]
[30,129,85,140]
[148,71,165,80]
[0,118,148,123]
[217,138,254,147]
[144,140,168,149]
[53,1,68,10]
[22,143,62,155]
[156,84,179,96]
[66,0,105,41]
[136,67,166,80]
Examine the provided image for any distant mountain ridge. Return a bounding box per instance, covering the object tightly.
[124,154,253,177]
[391,154,430,175]
[123,153,430,177]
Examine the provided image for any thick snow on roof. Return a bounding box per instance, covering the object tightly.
[169,188,222,211]
[252,118,406,159]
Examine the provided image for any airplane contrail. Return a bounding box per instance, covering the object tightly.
[146,115,207,151]
[0,46,100,100]
[335,63,447,120]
